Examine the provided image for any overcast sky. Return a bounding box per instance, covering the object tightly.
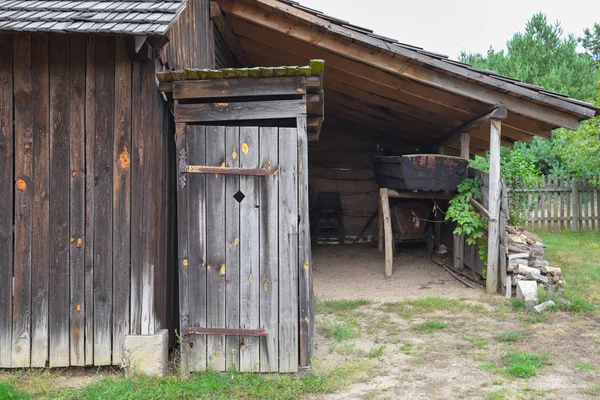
[297,0,600,60]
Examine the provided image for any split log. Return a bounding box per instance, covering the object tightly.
[526,271,548,284]
[508,253,530,260]
[531,260,549,268]
[515,264,540,276]
[541,266,562,275]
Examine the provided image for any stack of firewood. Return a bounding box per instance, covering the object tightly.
[506,226,565,292]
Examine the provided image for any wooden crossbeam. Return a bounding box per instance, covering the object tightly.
[210,1,251,66]
[439,104,508,147]
[183,327,269,336]
[186,166,267,176]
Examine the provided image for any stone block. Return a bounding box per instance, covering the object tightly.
[516,280,538,307]
[123,329,169,377]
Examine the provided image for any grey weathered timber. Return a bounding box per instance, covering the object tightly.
[0,35,12,368]
[259,127,279,372]
[278,127,299,373]
[297,117,313,368]
[173,76,306,99]
[48,34,70,368]
[239,126,261,372]
[572,179,580,231]
[380,188,394,278]
[84,36,96,366]
[440,104,508,146]
[92,36,115,365]
[486,119,502,294]
[185,328,269,336]
[30,34,50,368]
[210,1,251,66]
[175,124,191,376]
[12,34,33,368]
[186,125,208,372]
[69,35,86,366]
[112,36,132,366]
[206,126,227,372]
[175,99,307,123]
[460,132,470,160]
[225,126,241,371]
[453,234,465,271]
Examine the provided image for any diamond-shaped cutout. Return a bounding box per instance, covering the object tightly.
[233,190,246,203]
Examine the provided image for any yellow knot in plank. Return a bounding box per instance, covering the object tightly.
[266,160,272,172]
[248,274,253,283]
[263,282,268,292]
[215,103,229,107]
[76,304,81,312]
[120,146,130,169]
[234,238,239,245]
[305,317,309,323]
[77,238,82,247]
[296,87,304,93]
[220,265,226,276]
[70,238,75,243]
[304,262,309,270]
[182,259,188,267]
[15,179,26,191]
[273,170,279,176]
[241,143,249,154]
[232,149,237,160]
[231,349,236,355]
[72,170,77,177]
[214,351,221,358]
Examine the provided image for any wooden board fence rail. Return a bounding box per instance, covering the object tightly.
[514,174,600,232]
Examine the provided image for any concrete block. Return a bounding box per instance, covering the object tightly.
[123,329,169,377]
[516,280,538,307]
[533,300,555,313]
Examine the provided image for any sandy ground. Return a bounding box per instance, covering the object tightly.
[314,302,600,400]
[313,243,483,301]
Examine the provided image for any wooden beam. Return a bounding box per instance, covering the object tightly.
[440,105,507,146]
[380,188,394,279]
[210,1,251,66]
[183,327,269,336]
[460,132,470,159]
[486,119,502,294]
[175,99,306,123]
[185,166,268,176]
[221,0,585,129]
[172,76,306,99]
[250,0,596,120]
[387,190,455,200]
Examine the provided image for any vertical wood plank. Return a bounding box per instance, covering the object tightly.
[572,178,579,231]
[206,126,226,372]
[381,188,394,278]
[540,176,547,231]
[533,178,539,231]
[130,60,143,336]
[278,127,299,373]
[0,34,13,368]
[583,178,590,231]
[225,126,240,371]
[69,35,86,366]
[259,126,279,372]
[378,202,383,251]
[13,33,34,368]
[486,119,501,294]
[460,132,470,160]
[558,176,564,231]
[553,175,558,233]
[175,123,191,376]
[566,176,572,232]
[239,126,260,372]
[112,37,132,364]
[49,34,71,367]
[455,132,468,274]
[187,125,208,372]
[297,117,313,369]
[30,34,50,368]
[93,36,115,365]
[84,36,96,365]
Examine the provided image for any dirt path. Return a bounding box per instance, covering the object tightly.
[313,299,600,400]
[313,243,483,301]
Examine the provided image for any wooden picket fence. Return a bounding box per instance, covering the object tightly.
[514,175,600,232]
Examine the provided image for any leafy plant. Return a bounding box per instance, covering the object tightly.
[445,177,488,262]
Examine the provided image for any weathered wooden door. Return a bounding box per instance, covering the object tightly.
[177,123,307,373]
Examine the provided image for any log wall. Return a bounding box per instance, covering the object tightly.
[0,33,175,368]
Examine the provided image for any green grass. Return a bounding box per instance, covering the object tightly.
[502,352,551,378]
[494,331,522,342]
[412,321,447,333]
[538,231,600,307]
[321,316,360,342]
[469,337,488,348]
[399,343,414,355]
[0,363,366,400]
[315,298,373,314]
[364,346,386,358]
[382,297,485,318]
[575,362,594,372]
[581,384,600,396]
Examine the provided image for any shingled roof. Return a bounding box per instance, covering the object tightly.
[0,0,186,35]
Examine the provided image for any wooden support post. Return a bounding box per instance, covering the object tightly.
[486,119,502,294]
[378,199,384,252]
[454,131,470,271]
[571,178,580,231]
[380,188,394,278]
[460,132,470,160]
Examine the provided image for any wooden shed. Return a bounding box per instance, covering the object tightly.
[0,0,599,373]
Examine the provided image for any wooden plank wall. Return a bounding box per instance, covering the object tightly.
[517,175,600,232]
[0,33,175,368]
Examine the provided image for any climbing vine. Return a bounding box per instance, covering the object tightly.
[445,177,488,264]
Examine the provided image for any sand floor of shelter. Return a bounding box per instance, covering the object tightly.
[313,243,484,301]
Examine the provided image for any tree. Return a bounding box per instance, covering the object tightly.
[460,13,597,101]
[581,22,600,61]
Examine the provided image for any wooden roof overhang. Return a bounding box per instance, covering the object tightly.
[212,0,600,156]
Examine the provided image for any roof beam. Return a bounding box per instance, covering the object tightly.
[218,0,583,129]
[439,105,507,146]
[210,1,251,66]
